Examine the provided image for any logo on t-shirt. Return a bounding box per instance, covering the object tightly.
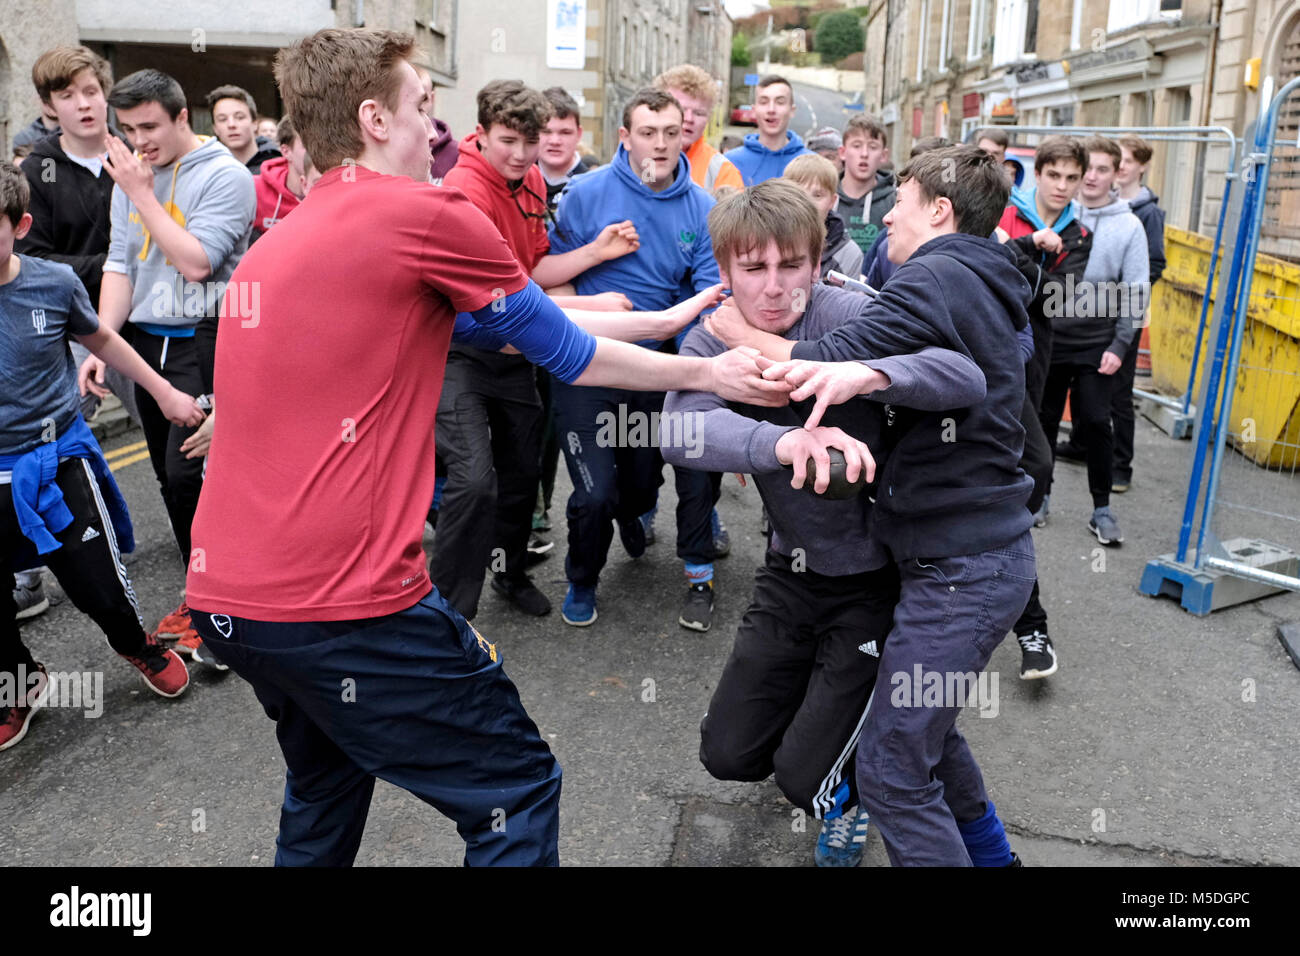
[31,309,47,335]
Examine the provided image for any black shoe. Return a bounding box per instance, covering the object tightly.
[1112,473,1132,493]
[491,575,551,616]
[679,581,714,632]
[1015,630,1058,679]
[527,532,554,557]
[1006,852,1024,867]
[618,515,646,558]
[1054,441,1086,465]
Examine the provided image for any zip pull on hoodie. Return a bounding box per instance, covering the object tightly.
[724,130,813,186]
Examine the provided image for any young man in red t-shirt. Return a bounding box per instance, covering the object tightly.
[185,27,787,867]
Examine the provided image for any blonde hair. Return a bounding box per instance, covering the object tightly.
[708,179,824,273]
[783,154,838,195]
[653,64,717,105]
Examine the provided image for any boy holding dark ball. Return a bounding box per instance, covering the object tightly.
[706,146,1036,866]
[663,179,1005,866]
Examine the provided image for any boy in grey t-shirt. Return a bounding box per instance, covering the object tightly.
[0,161,205,752]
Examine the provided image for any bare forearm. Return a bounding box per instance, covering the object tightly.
[97,271,134,333]
[76,326,171,401]
[133,192,212,282]
[573,338,711,391]
[532,246,602,287]
[561,309,662,342]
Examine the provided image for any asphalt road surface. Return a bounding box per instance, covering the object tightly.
[3,404,1298,866]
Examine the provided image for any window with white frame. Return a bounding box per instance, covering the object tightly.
[1108,0,1182,33]
[992,0,1038,65]
[938,0,953,73]
[967,0,987,60]
[916,0,930,82]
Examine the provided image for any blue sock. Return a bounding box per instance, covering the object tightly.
[957,800,1014,867]
[685,562,713,585]
[822,780,852,820]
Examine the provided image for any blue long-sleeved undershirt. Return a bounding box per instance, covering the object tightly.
[453,281,597,384]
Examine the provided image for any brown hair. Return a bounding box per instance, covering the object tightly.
[32,46,112,104]
[756,75,793,98]
[1,160,31,227]
[206,84,257,119]
[1117,134,1153,166]
[909,136,951,158]
[976,127,1008,149]
[783,153,838,194]
[275,114,297,147]
[274,28,415,173]
[708,179,825,273]
[621,87,682,131]
[653,64,717,104]
[898,144,1009,239]
[542,86,581,124]
[477,81,553,138]
[1081,135,1122,171]
[842,113,888,148]
[1034,135,1088,174]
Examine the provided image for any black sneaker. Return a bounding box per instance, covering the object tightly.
[1015,631,1058,679]
[491,575,551,616]
[679,581,714,632]
[1007,852,1024,867]
[618,515,646,558]
[1054,441,1086,465]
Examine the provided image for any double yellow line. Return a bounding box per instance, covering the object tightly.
[104,440,150,472]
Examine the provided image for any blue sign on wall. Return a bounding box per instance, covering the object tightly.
[744,73,760,86]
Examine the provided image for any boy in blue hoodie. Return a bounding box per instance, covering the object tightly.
[706,145,1036,865]
[723,75,813,186]
[547,88,723,630]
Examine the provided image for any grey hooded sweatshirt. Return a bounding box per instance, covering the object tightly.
[105,135,256,330]
[1055,196,1150,362]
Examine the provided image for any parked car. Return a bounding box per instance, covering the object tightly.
[730,104,756,126]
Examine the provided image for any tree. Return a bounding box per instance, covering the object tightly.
[814,11,864,62]
[731,33,752,67]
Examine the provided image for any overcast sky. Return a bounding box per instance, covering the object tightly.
[723,0,769,18]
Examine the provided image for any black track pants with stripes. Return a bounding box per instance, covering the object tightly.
[1,457,147,677]
[700,551,900,819]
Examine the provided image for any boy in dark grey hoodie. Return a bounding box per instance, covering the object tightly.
[706,146,1035,866]
[668,179,1022,868]
[1040,136,1148,546]
[76,69,255,657]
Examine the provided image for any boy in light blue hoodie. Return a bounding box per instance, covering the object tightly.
[76,69,255,658]
[724,76,813,186]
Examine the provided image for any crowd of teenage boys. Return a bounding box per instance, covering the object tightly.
[2,34,1162,868]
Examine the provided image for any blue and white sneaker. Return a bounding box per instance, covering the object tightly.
[814,804,869,867]
[561,584,598,627]
[711,508,730,557]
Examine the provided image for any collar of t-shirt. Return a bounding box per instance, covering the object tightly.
[64,150,106,177]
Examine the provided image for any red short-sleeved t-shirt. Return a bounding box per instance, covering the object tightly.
[186,166,528,621]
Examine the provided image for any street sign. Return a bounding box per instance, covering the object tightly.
[744,73,759,86]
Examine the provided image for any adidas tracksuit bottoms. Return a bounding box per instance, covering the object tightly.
[1,457,147,679]
[700,551,900,819]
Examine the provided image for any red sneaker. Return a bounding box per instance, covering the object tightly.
[152,600,191,642]
[174,629,202,659]
[121,636,190,698]
[1,662,50,752]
